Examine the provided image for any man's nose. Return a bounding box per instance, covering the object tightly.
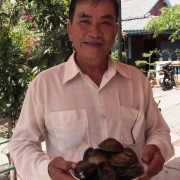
[88,23,102,37]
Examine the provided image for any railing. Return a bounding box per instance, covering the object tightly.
[0,138,15,174]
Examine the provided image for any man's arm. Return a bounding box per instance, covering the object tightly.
[8,82,75,180]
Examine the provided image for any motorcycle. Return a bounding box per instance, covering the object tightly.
[158,62,176,91]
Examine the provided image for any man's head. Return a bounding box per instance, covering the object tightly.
[69,0,119,23]
[67,0,118,62]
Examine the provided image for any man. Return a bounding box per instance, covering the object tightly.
[8,0,174,179]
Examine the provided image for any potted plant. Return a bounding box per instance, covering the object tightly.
[174,48,180,61]
[162,48,174,61]
[153,48,163,61]
[135,51,157,84]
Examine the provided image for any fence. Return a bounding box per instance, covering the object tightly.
[0,139,15,174]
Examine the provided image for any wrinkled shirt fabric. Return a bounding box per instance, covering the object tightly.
[8,53,174,180]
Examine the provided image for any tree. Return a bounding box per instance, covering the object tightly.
[1,1,72,179]
[0,0,73,133]
[21,0,73,74]
[145,4,180,42]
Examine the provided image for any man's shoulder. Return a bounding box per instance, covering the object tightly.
[114,61,144,77]
[38,62,66,78]
[30,62,67,87]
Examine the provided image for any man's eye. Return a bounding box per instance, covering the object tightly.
[80,20,90,24]
[101,21,111,26]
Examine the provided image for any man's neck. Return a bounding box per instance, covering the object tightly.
[75,54,108,86]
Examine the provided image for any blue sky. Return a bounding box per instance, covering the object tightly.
[169,0,180,6]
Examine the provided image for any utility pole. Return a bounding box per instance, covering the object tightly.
[118,0,122,62]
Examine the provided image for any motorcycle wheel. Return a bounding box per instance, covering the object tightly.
[163,79,173,91]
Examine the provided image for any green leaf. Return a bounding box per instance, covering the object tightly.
[1,146,8,155]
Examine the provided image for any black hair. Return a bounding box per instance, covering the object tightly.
[69,0,119,23]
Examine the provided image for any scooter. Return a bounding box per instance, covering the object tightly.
[158,62,176,91]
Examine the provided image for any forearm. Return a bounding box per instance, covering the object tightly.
[144,81,174,162]
[8,138,51,180]
[145,130,174,162]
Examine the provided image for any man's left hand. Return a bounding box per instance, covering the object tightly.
[140,144,165,179]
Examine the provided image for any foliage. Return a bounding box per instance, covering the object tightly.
[135,50,158,76]
[135,60,156,67]
[135,60,149,67]
[145,4,180,42]
[111,50,126,62]
[0,27,30,123]
[153,48,162,57]
[142,51,154,58]
[174,48,180,56]
[162,48,174,58]
[0,0,73,139]
[21,0,73,72]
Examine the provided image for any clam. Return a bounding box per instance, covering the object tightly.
[73,161,98,180]
[108,151,133,167]
[86,148,109,165]
[119,163,144,179]
[74,138,144,180]
[83,147,94,161]
[123,147,139,164]
[98,138,124,152]
[98,162,119,180]
[113,166,127,176]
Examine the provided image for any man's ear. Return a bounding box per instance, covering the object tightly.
[67,21,73,42]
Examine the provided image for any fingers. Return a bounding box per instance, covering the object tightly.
[141,144,165,178]
[141,144,159,163]
[48,156,77,180]
[49,156,75,170]
[137,176,150,180]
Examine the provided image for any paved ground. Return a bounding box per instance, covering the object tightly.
[0,86,180,179]
[151,86,180,180]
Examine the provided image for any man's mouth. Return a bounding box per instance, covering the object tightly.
[84,42,103,46]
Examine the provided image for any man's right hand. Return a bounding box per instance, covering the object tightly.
[48,156,77,180]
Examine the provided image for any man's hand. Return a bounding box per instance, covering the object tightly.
[139,144,165,179]
[48,156,77,180]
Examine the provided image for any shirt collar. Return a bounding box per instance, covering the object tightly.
[63,52,80,84]
[63,52,130,84]
[110,55,130,79]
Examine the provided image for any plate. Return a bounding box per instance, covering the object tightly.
[70,164,148,180]
[70,170,81,180]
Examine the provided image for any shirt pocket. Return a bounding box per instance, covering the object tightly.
[46,109,90,154]
[120,105,145,146]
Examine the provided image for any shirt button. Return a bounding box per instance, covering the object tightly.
[101,115,106,119]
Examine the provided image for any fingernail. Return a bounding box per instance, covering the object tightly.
[71,163,77,169]
[144,157,149,162]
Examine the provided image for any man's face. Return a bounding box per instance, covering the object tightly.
[67,0,118,61]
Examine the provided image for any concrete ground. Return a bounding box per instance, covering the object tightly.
[151,86,180,180]
[0,86,180,179]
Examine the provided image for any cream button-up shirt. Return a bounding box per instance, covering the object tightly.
[8,53,174,180]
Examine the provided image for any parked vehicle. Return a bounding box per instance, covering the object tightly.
[158,62,176,91]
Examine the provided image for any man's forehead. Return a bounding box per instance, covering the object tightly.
[76,0,112,6]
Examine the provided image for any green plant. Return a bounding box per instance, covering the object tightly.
[111,50,126,62]
[0,27,30,126]
[174,48,180,60]
[135,50,157,78]
[135,60,148,67]
[162,48,174,60]
[0,0,73,130]
[153,48,162,57]
[145,4,180,42]
[142,51,155,71]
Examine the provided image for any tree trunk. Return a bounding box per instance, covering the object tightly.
[7,111,17,180]
[0,0,2,29]
[7,111,13,138]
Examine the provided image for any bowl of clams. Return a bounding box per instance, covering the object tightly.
[71,138,147,180]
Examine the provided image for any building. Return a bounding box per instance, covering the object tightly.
[120,0,180,67]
